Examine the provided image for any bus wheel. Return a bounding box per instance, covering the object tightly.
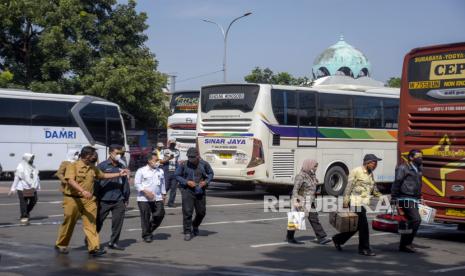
[324,166,348,196]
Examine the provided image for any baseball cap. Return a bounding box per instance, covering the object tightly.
[363,154,382,163]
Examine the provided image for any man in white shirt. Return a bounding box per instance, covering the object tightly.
[134,152,166,243]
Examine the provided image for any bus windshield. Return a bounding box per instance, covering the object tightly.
[201,85,260,113]
[170,91,199,114]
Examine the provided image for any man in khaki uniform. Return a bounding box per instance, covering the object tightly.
[55,146,129,257]
[55,149,79,192]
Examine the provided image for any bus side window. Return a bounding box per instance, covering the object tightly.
[382,98,399,129]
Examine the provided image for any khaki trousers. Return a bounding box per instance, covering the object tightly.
[55,196,100,252]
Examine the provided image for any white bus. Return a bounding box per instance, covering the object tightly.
[197,79,399,195]
[0,89,129,176]
[167,90,199,160]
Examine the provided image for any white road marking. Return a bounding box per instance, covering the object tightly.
[249,232,393,248]
[430,265,465,273]
[126,216,287,232]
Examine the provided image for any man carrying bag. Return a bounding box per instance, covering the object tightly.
[391,149,423,253]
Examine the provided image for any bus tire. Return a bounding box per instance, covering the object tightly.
[324,166,348,196]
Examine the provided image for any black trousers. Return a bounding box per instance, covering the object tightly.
[399,200,421,247]
[332,206,370,250]
[17,190,37,219]
[96,200,126,245]
[137,201,165,239]
[165,171,178,205]
[181,189,206,234]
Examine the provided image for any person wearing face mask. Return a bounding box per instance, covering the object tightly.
[9,153,40,225]
[55,149,80,193]
[175,148,214,241]
[332,154,383,256]
[161,139,180,207]
[55,146,129,257]
[94,145,130,251]
[287,159,332,245]
[153,142,165,160]
[134,153,166,243]
[391,149,423,253]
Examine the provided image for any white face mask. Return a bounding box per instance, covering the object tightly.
[72,154,79,161]
[113,154,122,161]
[154,161,161,168]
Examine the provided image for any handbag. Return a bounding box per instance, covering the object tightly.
[372,207,412,234]
[287,211,306,231]
[22,188,36,197]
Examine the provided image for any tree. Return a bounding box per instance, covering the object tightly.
[0,0,168,127]
[244,67,310,86]
[386,77,401,88]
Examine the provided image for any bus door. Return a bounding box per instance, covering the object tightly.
[297,91,317,147]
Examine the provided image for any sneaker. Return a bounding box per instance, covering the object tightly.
[359,249,376,256]
[193,227,199,236]
[108,243,125,251]
[89,248,107,257]
[399,245,416,253]
[317,237,332,245]
[54,246,69,254]
[20,218,28,225]
[184,233,193,241]
[143,236,153,243]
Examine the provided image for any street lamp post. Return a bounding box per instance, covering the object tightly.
[203,12,252,83]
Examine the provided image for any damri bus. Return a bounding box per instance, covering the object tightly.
[0,88,128,176]
[399,42,465,228]
[167,90,199,160]
[197,78,399,195]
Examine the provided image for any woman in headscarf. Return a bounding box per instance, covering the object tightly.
[286,159,331,245]
[9,153,41,224]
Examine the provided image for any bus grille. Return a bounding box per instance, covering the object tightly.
[200,118,252,132]
[409,113,465,131]
[272,152,295,179]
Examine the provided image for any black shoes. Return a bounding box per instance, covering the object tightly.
[359,249,376,256]
[108,243,125,251]
[332,238,342,251]
[89,248,107,257]
[54,246,69,254]
[184,233,193,241]
[399,245,416,253]
[193,227,199,236]
[143,236,153,243]
[286,230,304,244]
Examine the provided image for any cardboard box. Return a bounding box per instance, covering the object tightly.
[329,211,358,232]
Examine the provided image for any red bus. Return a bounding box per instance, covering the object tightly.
[399,42,465,228]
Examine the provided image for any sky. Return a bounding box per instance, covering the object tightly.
[130,0,465,91]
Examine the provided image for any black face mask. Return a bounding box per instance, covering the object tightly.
[413,158,423,167]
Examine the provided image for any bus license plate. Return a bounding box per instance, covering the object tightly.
[445,208,465,217]
[219,153,232,159]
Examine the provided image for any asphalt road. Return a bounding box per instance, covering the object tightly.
[0,180,465,276]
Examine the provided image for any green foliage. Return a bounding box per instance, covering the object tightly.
[0,0,167,127]
[0,70,14,87]
[386,77,401,88]
[244,67,310,86]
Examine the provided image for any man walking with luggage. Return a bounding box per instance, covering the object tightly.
[175,148,213,241]
[95,145,130,250]
[332,154,383,256]
[391,149,423,253]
